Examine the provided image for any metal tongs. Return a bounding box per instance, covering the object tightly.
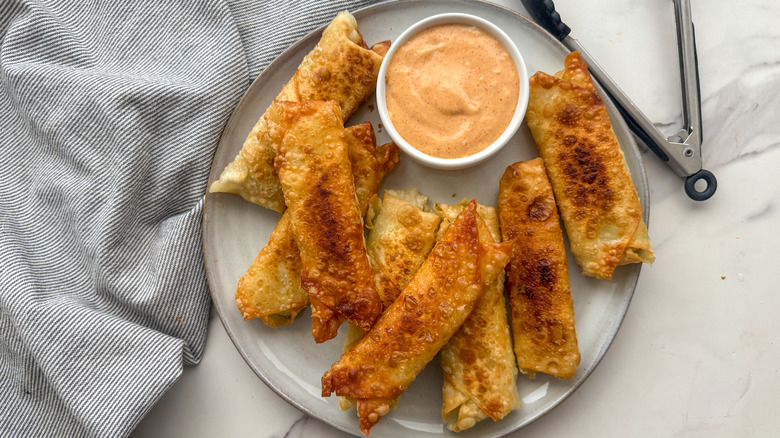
[520,0,717,201]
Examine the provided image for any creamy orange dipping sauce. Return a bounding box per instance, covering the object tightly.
[385,23,520,159]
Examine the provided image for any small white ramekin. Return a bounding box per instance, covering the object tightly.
[376,13,529,170]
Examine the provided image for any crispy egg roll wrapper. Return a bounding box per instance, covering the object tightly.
[209,11,389,212]
[234,212,305,326]
[273,100,381,342]
[234,123,399,326]
[435,200,520,431]
[526,51,654,279]
[367,189,442,308]
[339,189,441,411]
[322,201,512,436]
[498,159,580,379]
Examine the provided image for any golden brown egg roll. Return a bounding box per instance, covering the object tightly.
[234,123,399,326]
[339,189,441,411]
[273,100,381,342]
[526,51,654,279]
[498,158,580,379]
[322,201,512,436]
[435,200,520,431]
[209,11,388,212]
[366,189,442,308]
[234,212,305,326]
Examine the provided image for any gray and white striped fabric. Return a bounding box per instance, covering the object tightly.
[0,1,376,436]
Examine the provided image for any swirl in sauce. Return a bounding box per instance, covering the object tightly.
[385,24,520,159]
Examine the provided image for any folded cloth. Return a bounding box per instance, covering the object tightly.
[0,0,375,436]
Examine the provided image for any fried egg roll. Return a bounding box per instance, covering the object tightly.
[273,100,381,342]
[366,189,442,308]
[322,201,512,436]
[526,51,654,279]
[339,189,441,411]
[235,212,304,326]
[498,159,580,379]
[436,200,520,431]
[209,11,388,212]
[235,123,399,326]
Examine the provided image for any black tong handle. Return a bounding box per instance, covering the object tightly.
[520,0,571,41]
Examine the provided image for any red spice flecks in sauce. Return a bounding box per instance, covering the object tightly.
[386,24,520,159]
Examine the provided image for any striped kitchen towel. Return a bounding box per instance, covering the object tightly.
[0,0,375,437]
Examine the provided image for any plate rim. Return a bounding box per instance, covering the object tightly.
[202,0,649,436]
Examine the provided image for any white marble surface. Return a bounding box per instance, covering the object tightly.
[132,0,780,437]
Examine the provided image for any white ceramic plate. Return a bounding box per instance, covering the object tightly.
[203,1,649,437]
